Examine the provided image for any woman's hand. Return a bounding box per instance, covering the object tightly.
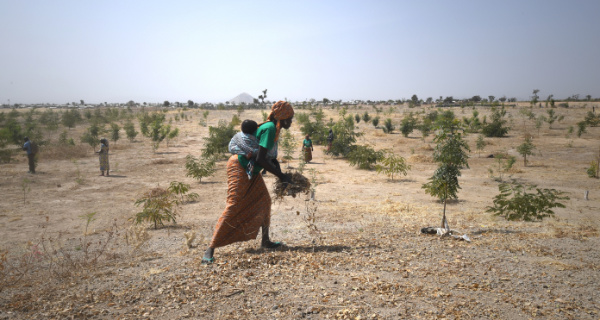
[280,173,292,188]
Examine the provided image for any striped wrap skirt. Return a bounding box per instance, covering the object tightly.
[209,155,271,248]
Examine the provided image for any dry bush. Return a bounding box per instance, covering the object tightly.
[40,145,89,161]
[0,245,41,293]
[273,172,311,201]
[38,220,120,278]
[0,219,121,291]
[125,225,151,253]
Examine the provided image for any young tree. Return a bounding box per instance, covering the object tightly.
[124,120,138,142]
[577,121,587,138]
[80,123,103,152]
[141,112,170,151]
[61,109,79,130]
[535,115,546,136]
[382,118,395,134]
[418,117,433,141]
[516,136,535,166]
[40,109,60,140]
[375,152,411,181]
[476,135,486,157]
[328,112,362,157]
[185,154,216,183]
[546,109,559,129]
[400,113,417,137]
[110,123,120,145]
[531,89,540,106]
[371,116,380,127]
[422,123,470,229]
[166,127,179,147]
[199,110,210,127]
[410,94,420,107]
[279,129,296,168]
[361,111,371,123]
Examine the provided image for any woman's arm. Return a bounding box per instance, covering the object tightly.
[256,146,288,182]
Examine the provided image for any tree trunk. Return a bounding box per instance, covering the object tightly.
[441,199,447,229]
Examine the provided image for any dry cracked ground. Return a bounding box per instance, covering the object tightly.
[0,103,599,319]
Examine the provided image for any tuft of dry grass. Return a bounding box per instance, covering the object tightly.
[419,144,434,151]
[273,172,311,200]
[408,154,434,163]
[151,159,174,165]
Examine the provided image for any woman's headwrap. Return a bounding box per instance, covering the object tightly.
[266,100,294,142]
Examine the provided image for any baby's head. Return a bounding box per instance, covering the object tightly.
[241,120,258,134]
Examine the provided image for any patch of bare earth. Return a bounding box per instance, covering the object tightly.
[0,104,599,319]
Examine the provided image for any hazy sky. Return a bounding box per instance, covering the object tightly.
[1,0,599,105]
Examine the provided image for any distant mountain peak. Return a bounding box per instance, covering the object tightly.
[228,92,255,104]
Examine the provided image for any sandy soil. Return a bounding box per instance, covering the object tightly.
[0,103,599,319]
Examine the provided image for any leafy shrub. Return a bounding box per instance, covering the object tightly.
[147,114,171,151]
[482,107,509,137]
[168,181,199,203]
[185,154,216,182]
[382,118,395,134]
[202,120,236,158]
[166,127,179,147]
[584,111,600,127]
[133,188,179,229]
[110,123,120,145]
[487,180,569,221]
[230,114,241,127]
[80,123,103,152]
[434,110,456,129]
[375,153,411,180]
[61,109,82,130]
[371,116,380,127]
[123,120,138,142]
[400,113,417,137]
[347,145,383,170]
[296,109,329,145]
[418,118,433,140]
[0,118,23,146]
[463,110,482,133]
[328,113,363,157]
[361,111,371,123]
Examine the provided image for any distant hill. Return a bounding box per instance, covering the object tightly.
[228,92,255,105]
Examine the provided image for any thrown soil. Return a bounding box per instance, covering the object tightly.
[0,103,599,319]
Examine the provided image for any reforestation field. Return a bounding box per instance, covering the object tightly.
[0,101,599,319]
